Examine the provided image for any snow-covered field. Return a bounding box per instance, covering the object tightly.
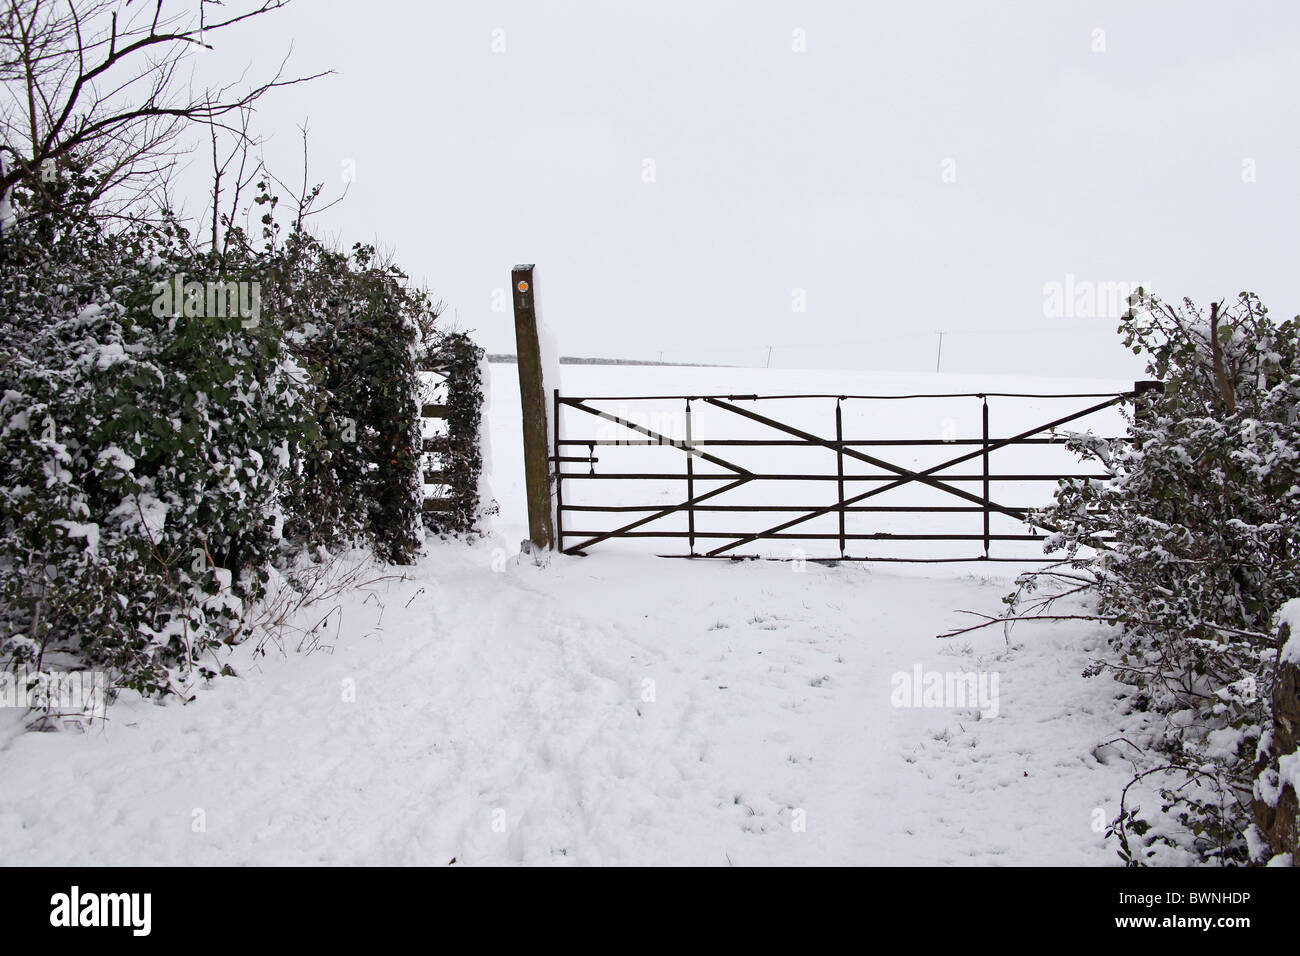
[1,363,1149,866]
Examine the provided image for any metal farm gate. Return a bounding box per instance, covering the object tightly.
[551,384,1159,563]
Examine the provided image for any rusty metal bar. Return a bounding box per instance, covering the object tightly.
[559,391,1134,402]
[658,554,1071,564]
[555,472,1110,482]
[685,399,696,555]
[561,437,1124,447]
[835,399,846,559]
[982,396,991,559]
[561,504,1035,514]
[554,387,564,547]
[562,531,1050,541]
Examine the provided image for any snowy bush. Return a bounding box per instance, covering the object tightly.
[0,169,442,705]
[0,172,311,697]
[1007,291,1300,864]
[0,2,444,714]
[233,202,434,565]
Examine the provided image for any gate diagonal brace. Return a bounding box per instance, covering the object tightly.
[701,397,1024,554]
[565,401,751,475]
[699,395,1124,557]
[562,399,754,554]
[564,476,754,555]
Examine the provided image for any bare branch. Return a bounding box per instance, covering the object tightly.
[0,0,328,219]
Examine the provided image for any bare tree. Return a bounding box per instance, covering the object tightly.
[0,0,327,220]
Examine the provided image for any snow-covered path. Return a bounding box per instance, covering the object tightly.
[1,542,1134,866]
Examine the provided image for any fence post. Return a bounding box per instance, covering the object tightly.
[981,395,990,559]
[1131,380,1164,434]
[511,264,555,552]
[685,398,696,555]
[835,399,846,559]
[553,387,564,553]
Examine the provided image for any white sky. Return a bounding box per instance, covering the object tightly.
[188,0,1300,378]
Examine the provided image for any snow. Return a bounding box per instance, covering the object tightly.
[0,155,11,237]
[1279,753,1300,799]
[97,445,136,474]
[1278,599,1300,664]
[0,362,1152,865]
[93,342,128,370]
[109,493,168,539]
[0,542,1135,865]
[54,520,100,555]
[0,188,12,237]
[1204,726,1245,761]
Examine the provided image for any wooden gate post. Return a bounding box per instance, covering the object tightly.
[1132,379,1165,431]
[511,264,556,551]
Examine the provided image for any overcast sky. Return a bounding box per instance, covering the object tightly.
[190,1,1300,378]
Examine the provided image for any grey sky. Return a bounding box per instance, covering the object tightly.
[192,1,1300,378]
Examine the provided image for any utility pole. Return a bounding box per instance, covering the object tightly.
[935,331,945,373]
[766,345,774,368]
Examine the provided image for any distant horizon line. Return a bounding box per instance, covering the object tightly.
[487,354,732,368]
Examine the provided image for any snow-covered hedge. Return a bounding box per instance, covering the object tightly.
[0,171,436,703]
[0,172,312,696]
[248,221,432,565]
[1013,291,1300,864]
[421,330,493,537]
